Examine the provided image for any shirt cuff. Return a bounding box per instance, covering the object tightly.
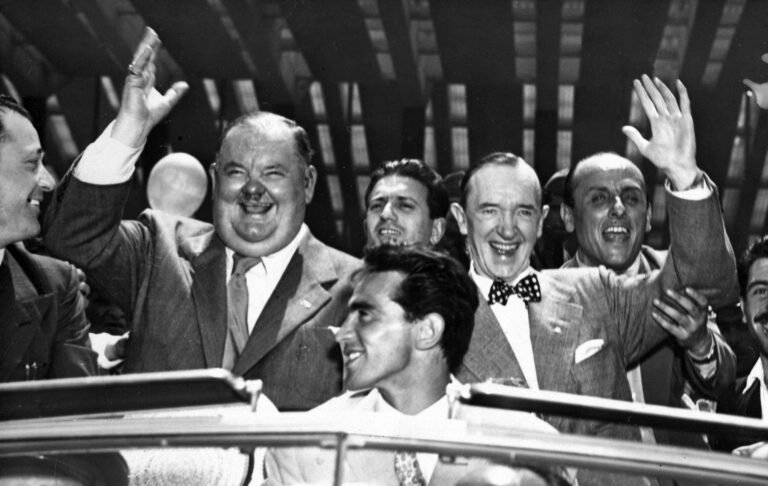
[664,171,711,201]
[686,333,717,380]
[73,121,143,185]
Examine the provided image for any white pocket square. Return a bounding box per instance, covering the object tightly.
[574,339,605,364]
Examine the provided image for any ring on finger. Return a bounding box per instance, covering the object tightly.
[128,63,140,77]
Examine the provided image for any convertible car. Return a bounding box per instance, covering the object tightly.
[2,369,768,485]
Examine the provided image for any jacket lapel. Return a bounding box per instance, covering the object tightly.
[189,235,228,368]
[0,249,50,381]
[233,233,336,376]
[459,292,526,385]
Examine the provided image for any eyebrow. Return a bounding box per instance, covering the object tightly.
[349,300,374,312]
[747,280,768,292]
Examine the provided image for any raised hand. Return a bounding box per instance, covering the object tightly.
[652,287,711,354]
[744,53,768,110]
[111,27,189,148]
[622,75,698,190]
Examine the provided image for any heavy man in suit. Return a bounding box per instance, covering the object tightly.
[265,245,572,485]
[44,32,358,410]
[0,94,96,381]
[449,76,738,445]
[559,151,736,449]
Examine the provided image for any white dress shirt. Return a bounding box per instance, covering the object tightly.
[225,225,307,333]
[744,359,768,420]
[469,264,539,390]
[369,388,447,483]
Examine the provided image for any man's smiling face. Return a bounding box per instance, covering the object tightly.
[564,155,650,273]
[0,110,53,248]
[336,270,419,393]
[745,257,768,357]
[453,163,547,282]
[210,116,316,257]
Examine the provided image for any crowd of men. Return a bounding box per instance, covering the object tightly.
[3,30,768,485]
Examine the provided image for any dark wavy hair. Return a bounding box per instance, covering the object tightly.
[359,244,478,372]
[739,235,768,297]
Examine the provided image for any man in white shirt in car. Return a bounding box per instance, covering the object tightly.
[264,245,570,485]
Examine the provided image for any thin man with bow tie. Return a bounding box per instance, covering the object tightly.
[449,77,738,476]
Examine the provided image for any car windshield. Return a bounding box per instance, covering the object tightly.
[2,371,768,486]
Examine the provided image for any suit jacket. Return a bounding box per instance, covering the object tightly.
[0,243,96,382]
[263,389,571,486]
[562,245,736,448]
[711,374,763,451]
[44,178,360,411]
[457,186,737,443]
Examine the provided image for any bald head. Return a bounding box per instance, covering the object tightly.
[561,152,651,273]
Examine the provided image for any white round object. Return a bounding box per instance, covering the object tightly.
[146,152,208,218]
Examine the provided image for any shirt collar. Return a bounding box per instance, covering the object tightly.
[745,360,766,394]
[468,260,534,297]
[0,248,5,266]
[372,388,449,418]
[225,224,308,277]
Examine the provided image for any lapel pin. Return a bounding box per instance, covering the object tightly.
[300,299,313,309]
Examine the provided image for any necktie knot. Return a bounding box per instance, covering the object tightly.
[488,274,541,306]
[232,254,260,277]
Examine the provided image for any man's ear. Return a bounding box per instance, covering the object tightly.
[429,217,446,246]
[561,204,576,233]
[208,163,218,201]
[645,203,652,233]
[450,203,468,236]
[414,313,444,351]
[304,165,317,204]
[537,204,549,239]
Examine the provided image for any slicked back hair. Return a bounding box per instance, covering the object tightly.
[458,152,541,209]
[218,111,314,166]
[359,245,478,373]
[0,95,32,144]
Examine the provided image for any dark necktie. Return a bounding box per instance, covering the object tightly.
[394,450,427,486]
[487,274,541,306]
[222,254,261,370]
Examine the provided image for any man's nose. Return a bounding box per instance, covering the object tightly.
[609,195,626,216]
[241,176,265,196]
[334,316,355,344]
[497,210,516,238]
[380,201,396,220]
[37,165,55,192]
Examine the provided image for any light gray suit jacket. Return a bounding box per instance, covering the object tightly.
[458,183,738,441]
[44,178,360,410]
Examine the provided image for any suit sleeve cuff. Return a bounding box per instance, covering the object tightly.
[665,171,711,200]
[73,121,143,185]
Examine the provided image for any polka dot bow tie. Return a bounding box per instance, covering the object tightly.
[488,274,541,306]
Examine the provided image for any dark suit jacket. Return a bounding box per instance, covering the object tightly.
[711,374,763,451]
[457,186,737,443]
[0,243,96,382]
[562,245,736,448]
[44,178,360,410]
